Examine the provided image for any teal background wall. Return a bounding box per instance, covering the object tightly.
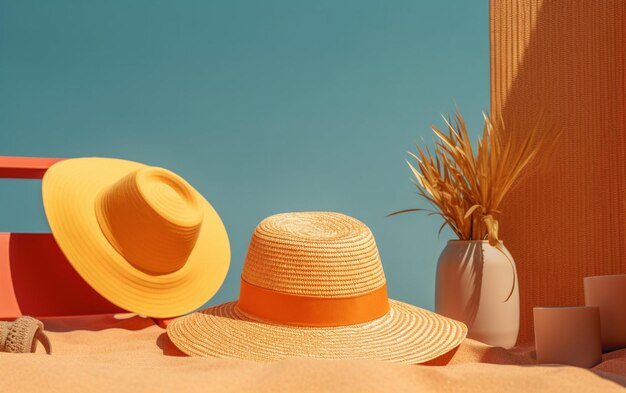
[0,1,488,311]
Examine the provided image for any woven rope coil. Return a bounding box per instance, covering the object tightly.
[0,316,51,354]
[242,212,386,297]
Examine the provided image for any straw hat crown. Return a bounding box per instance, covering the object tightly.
[242,212,386,297]
[95,167,203,274]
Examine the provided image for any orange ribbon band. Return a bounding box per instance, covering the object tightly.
[237,278,390,327]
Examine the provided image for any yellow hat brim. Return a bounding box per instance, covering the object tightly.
[42,157,230,318]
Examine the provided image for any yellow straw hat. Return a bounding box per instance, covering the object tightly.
[42,157,230,318]
[167,212,466,364]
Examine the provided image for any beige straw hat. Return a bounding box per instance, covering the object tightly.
[167,212,466,364]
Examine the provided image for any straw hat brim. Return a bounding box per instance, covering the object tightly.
[42,157,230,318]
[167,299,467,364]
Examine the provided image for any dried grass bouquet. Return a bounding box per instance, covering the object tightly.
[391,111,555,246]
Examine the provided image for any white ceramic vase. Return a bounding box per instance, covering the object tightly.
[435,240,519,349]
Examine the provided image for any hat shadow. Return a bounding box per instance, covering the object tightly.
[157,332,188,357]
[42,313,155,332]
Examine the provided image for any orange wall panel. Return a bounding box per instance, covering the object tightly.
[490,0,626,342]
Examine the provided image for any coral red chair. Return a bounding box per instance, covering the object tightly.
[0,156,125,319]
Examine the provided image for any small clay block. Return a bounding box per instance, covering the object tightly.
[534,306,602,368]
[584,274,626,352]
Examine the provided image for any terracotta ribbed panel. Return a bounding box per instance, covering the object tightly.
[490,0,626,343]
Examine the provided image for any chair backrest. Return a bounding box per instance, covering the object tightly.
[0,156,124,319]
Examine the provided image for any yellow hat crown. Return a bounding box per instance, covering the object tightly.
[95,167,203,274]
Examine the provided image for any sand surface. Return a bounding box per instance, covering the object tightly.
[1,314,624,392]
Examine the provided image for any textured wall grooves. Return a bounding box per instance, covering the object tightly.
[490,0,626,343]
